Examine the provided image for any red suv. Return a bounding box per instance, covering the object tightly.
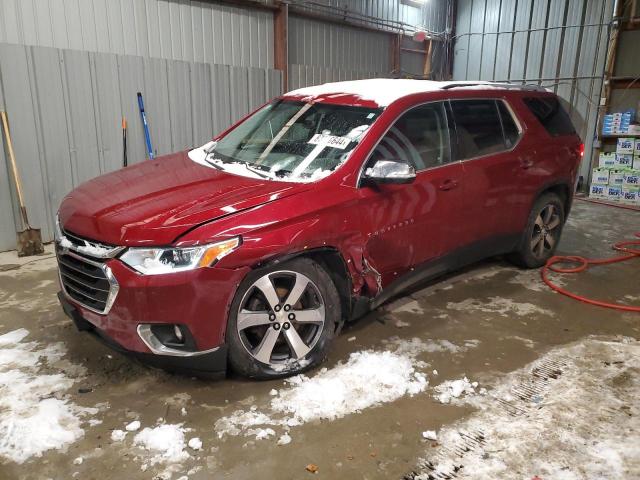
[56,79,582,379]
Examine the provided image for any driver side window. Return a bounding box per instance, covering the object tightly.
[371,102,451,171]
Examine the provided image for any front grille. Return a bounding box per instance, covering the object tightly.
[56,236,120,314]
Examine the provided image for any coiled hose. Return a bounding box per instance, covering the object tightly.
[541,199,640,312]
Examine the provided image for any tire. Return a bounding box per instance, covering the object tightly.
[227,257,341,379]
[508,192,565,269]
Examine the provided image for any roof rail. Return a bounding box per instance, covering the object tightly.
[441,82,547,92]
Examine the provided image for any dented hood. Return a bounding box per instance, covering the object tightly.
[58,151,308,246]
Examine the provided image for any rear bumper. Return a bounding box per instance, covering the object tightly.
[59,292,228,378]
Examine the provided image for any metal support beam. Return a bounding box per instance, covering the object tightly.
[423,40,433,79]
[391,34,401,76]
[274,2,289,92]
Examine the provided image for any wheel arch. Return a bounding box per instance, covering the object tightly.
[259,247,354,327]
[533,181,573,218]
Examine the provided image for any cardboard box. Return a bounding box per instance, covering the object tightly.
[634,156,640,171]
[635,138,640,156]
[589,184,607,199]
[628,124,640,135]
[623,172,640,187]
[608,170,624,186]
[606,186,622,202]
[617,137,635,154]
[621,189,639,206]
[592,168,610,184]
[598,152,616,169]
[615,154,634,169]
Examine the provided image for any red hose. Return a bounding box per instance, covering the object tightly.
[541,231,640,312]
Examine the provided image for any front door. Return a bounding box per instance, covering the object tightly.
[358,101,465,287]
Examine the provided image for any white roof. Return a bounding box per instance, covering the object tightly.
[285,78,547,107]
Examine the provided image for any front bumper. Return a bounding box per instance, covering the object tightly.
[59,292,228,378]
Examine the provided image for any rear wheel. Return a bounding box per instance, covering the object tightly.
[227,258,340,379]
[509,193,565,268]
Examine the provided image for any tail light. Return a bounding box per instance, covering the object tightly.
[579,143,584,158]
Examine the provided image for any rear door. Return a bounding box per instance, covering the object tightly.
[358,101,466,286]
[449,99,525,247]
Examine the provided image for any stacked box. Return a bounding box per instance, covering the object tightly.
[608,170,625,186]
[593,112,640,203]
[606,186,623,202]
[615,154,634,170]
[598,152,616,169]
[589,184,607,199]
[592,168,610,184]
[603,111,634,135]
[621,189,639,206]
[617,137,635,154]
[624,172,640,188]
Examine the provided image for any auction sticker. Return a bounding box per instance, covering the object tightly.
[308,133,351,150]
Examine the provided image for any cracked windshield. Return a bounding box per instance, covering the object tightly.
[204,100,382,182]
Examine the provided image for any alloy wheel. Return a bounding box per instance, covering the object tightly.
[530,203,561,259]
[236,270,326,366]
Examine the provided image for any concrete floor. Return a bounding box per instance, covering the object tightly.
[0,199,638,479]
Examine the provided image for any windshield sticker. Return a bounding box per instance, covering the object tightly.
[308,133,351,150]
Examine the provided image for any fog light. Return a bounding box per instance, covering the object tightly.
[174,325,184,342]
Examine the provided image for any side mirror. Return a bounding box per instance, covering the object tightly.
[363,160,416,185]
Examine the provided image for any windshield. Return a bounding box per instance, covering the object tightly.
[196,100,381,182]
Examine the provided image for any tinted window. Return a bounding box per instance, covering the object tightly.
[451,100,510,160]
[497,101,520,148]
[370,102,451,171]
[523,97,576,137]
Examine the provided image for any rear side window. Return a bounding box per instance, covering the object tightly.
[370,102,452,171]
[497,101,520,148]
[450,99,517,159]
[523,97,576,137]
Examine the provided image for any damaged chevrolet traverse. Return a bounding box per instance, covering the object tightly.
[56,79,582,378]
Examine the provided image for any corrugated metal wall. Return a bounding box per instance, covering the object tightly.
[0,43,281,250]
[288,15,391,89]
[452,0,614,180]
[0,0,274,69]
[290,0,448,33]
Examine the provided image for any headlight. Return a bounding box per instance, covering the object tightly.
[119,237,241,275]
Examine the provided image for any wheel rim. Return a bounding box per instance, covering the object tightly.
[531,203,561,259]
[236,270,326,366]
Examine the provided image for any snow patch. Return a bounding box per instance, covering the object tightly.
[125,420,141,432]
[422,430,437,441]
[0,329,94,464]
[271,350,428,423]
[410,338,640,479]
[446,297,554,317]
[111,430,126,442]
[434,377,478,404]
[390,299,425,315]
[285,79,532,107]
[215,343,432,440]
[277,433,292,445]
[133,424,190,464]
[187,437,202,450]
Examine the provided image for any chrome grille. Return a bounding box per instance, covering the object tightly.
[56,232,120,315]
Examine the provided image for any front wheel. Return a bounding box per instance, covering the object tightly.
[508,193,565,268]
[227,257,340,379]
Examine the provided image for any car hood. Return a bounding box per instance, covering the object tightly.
[58,151,309,246]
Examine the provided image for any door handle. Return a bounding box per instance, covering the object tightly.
[520,158,534,169]
[438,179,459,191]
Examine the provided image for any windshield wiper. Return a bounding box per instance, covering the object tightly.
[204,157,224,170]
[243,163,272,179]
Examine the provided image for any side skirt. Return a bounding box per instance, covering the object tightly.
[356,234,520,315]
